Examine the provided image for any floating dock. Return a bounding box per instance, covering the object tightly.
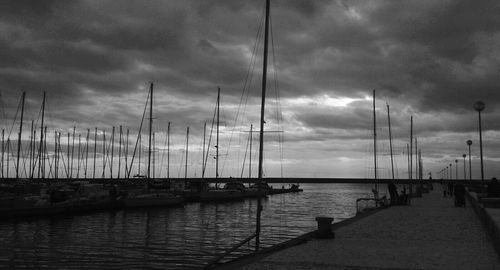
[215,187,500,269]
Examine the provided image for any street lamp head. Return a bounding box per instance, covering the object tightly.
[455,159,458,163]
[474,101,485,112]
[462,154,466,158]
[467,139,472,146]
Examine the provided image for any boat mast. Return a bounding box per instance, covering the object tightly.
[167,122,170,179]
[125,129,129,178]
[1,129,4,178]
[118,125,122,179]
[29,120,34,178]
[77,134,81,178]
[138,133,141,176]
[202,122,206,178]
[110,126,115,179]
[71,126,75,178]
[38,92,46,179]
[256,0,270,251]
[153,132,155,178]
[67,132,70,178]
[7,138,10,178]
[216,87,220,179]
[415,137,418,180]
[410,116,413,180]
[387,103,394,180]
[93,127,97,179]
[102,130,106,178]
[249,124,253,179]
[372,89,378,192]
[148,83,153,179]
[85,128,89,179]
[16,91,26,179]
[185,126,189,178]
[54,131,58,179]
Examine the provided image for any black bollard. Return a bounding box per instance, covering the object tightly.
[315,216,334,239]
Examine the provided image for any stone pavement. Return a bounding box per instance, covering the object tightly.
[236,188,500,270]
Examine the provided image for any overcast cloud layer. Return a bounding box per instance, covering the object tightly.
[1,0,500,179]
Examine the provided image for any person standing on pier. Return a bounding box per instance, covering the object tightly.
[388,182,398,205]
[487,178,500,197]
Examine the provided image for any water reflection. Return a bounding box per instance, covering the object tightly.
[0,183,383,269]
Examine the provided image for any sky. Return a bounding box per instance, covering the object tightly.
[1,0,500,179]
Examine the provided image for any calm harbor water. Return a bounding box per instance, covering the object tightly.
[0,183,389,269]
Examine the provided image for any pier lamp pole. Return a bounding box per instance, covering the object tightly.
[467,140,472,180]
[446,166,448,179]
[449,163,452,180]
[455,160,458,180]
[474,101,485,181]
[462,154,466,180]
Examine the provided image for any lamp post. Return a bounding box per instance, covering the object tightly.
[474,101,485,181]
[450,163,453,180]
[455,159,458,180]
[462,154,466,180]
[467,140,472,180]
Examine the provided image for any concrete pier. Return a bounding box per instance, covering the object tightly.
[231,188,500,269]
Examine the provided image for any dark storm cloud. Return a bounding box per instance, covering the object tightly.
[1,0,500,178]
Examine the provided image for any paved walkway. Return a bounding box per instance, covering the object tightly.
[237,188,500,269]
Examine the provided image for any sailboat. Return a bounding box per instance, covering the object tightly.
[355,90,387,213]
[123,83,184,208]
[199,87,246,202]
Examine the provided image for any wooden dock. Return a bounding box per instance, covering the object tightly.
[215,186,500,269]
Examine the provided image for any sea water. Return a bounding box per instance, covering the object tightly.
[0,183,388,269]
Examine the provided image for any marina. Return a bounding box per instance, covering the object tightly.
[1,0,500,269]
[0,183,378,269]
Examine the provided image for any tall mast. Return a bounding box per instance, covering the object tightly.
[71,126,75,178]
[167,123,170,179]
[7,138,10,178]
[415,137,418,180]
[38,91,46,179]
[407,143,410,179]
[202,122,206,178]
[93,128,97,179]
[387,103,395,180]
[29,120,34,179]
[16,91,26,179]
[85,129,89,179]
[110,126,115,179]
[372,90,377,190]
[152,132,155,178]
[77,134,81,178]
[410,116,413,180]
[102,130,106,178]
[1,129,4,178]
[67,132,70,178]
[216,87,220,179]
[118,125,122,179]
[249,124,253,179]
[185,126,189,178]
[31,130,36,178]
[256,0,270,251]
[54,131,58,179]
[43,126,47,178]
[148,83,153,179]
[125,129,129,178]
[138,133,141,176]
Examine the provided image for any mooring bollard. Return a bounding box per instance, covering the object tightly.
[315,216,334,238]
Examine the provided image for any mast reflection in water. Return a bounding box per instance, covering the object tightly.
[0,183,386,269]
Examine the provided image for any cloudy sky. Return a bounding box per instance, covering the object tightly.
[1,0,500,179]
